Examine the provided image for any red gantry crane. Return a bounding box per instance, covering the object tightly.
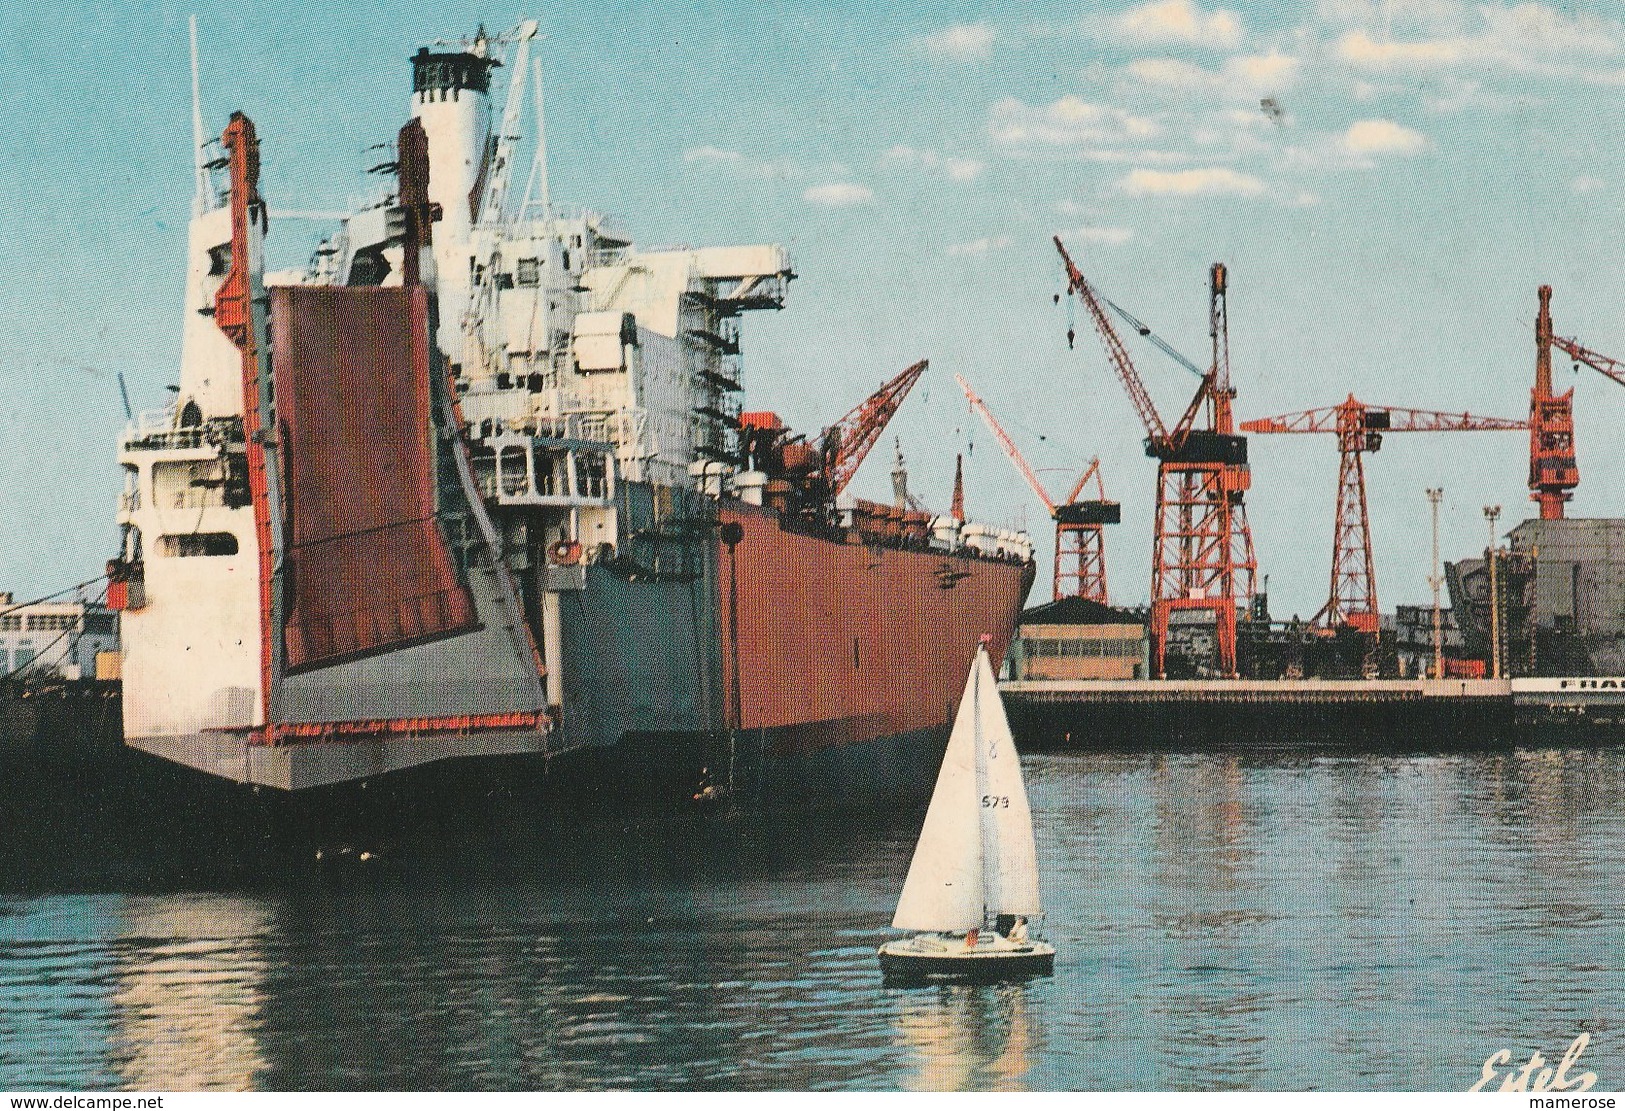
[1240,397,1526,636]
[1055,240,1257,677]
[955,374,1120,603]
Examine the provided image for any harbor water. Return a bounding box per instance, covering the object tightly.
[1,745,1621,1091]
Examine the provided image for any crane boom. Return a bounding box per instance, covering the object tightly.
[821,360,928,497]
[1241,399,1527,435]
[1063,458,1105,505]
[1054,237,1175,450]
[1553,334,1625,389]
[476,20,538,231]
[954,374,1056,515]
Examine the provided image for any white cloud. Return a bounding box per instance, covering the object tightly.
[1115,0,1243,50]
[684,145,738,164]
[1572,175,1606,194]
[989,95,1160,149]
[882,145,986,181]
[683,146,797,180]
[1126,57,1210,89]
[1334,5,1625,85]
[1127,51,1301,97]
[1077,148,1192,164]
[946,235,1012,257]
[803,182,875,207]
[1316,0,1468,35]
[1336,29,1471,69]
[1117,166,1268,197]
[915,22,995,61]
[1341,118,1428,155]
[1227,51,1301,90]
[1061,225,1136,246]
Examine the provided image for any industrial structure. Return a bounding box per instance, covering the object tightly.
[955,374,1119,603]
[0,594,120,682]
[1007,597,1148,681]
[1055,242,1256,678]
[1528,285,1581,520]
[1240,398,1525,665]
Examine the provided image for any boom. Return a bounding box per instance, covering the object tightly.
[1241,398,1527,436]
[955,374,1055,515]
[820,360,928,498]
[1054,237,1178,451]
[1553,334,1625,389]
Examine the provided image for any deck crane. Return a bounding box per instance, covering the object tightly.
[475,20,539,233]
[462,22,540,364]
[1241,397,1526,640]
[1055,238,1256,678]
[742,360,930,513]
[820,360,929,498]
[955,374,1119,603]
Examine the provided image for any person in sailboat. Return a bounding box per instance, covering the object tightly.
[1008,916,1029,943]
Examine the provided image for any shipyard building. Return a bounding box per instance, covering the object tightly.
[0,594,120,681]
[1447,517,1625,677]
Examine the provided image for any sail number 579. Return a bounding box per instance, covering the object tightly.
[981,795,1010,808]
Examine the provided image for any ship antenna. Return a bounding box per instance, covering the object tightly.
[189,14,208,216]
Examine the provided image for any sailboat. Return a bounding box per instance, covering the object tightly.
[878,637,1055,980]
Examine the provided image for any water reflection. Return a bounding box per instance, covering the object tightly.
[0,746,1621,1089]
[891,982,1035,1091]
[109,897,272,1090]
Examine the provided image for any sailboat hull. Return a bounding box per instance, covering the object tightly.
[877,936,1055,982]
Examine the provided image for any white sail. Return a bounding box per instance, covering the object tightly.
[890,651,986,932]
[974,646,1042,918]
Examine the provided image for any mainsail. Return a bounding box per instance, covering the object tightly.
[975,647,1042,917]
[891,644,1042,932]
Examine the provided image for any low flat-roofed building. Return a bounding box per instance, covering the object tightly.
[1009,597,1149,681]
[0,592,120,682]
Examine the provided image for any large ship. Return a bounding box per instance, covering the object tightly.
[106,23,1034,812]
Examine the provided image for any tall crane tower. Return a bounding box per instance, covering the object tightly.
[955,374,1120,603]
[1530,285,1580,519]
[1241,397,1526,639]
[1055,240,1256,677]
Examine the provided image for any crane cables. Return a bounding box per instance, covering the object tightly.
[0,574,110,620]
[1094,287,1206,379]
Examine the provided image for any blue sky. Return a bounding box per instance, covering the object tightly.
[2,0,1624,618]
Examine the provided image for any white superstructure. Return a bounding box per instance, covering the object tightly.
[113,23,791,746]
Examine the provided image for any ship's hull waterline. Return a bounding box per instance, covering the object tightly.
[119,501,1033,805]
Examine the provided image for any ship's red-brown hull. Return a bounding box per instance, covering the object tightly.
[717,503,1034,761]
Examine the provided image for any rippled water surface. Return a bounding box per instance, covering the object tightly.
[2,748,1621,1090]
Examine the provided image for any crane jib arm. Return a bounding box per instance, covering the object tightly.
[822,359,928,497]
[1053,237,1176,451]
